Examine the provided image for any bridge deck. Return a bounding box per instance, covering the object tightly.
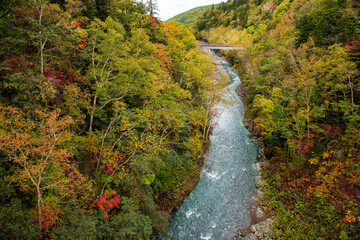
[198,41,242,50]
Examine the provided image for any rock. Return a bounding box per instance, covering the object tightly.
[251,203,268,226]
[254,162,264,172]
[256,148,265,161]
[249,218,274,239]
[255,177,265,188]
[256,189,264,199]
[242,233,258,240]
[255,206,267,220]
[252,196,261,204]
[213,58,231,84]
[251,137,264,147]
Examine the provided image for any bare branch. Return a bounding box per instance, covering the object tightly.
[98,89,129,110]
[101,151,136,196]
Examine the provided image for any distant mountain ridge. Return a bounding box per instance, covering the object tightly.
[168,5,213,25]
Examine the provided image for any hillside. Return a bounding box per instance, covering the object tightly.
[168,5,212,26]
[0,0,225,238]
[193,0,360,239]
[1,0,360,238]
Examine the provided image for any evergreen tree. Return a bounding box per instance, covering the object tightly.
[146,0,158,17]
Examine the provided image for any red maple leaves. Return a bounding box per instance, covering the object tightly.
[346,38,360,48]
[96,191,121,218]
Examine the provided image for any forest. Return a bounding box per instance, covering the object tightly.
[168,5,212,27]
[0,0,226,239]
[2,0,360,238]
[191,0,360,239]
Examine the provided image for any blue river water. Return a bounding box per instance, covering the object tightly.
[168,52,259,240]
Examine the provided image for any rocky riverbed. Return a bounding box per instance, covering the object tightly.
[214,58,231,82]
[234,79,274,240]
[172,48,274,239]
[212,50,274,240]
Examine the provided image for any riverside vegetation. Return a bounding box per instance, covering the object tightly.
[2,0,360,239]
[180,0,360,239]
[0,0,227,238]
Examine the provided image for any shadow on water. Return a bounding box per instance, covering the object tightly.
[167,52,259,240]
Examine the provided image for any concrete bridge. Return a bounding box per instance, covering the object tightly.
[198,41,243,50]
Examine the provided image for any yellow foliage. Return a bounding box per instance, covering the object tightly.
[309,158,318,165]
[185,133,203,157]
[344,210,357,224]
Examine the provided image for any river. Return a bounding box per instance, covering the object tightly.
[168,51,259,240]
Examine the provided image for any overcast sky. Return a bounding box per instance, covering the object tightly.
[156,0,225,21]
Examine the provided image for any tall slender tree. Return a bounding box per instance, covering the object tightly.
[146,0,158,17]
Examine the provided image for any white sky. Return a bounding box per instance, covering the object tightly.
[156,0,225,21]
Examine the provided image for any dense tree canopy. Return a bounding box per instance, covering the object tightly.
[0,0,225,238]
[193,0,360,238]
[2,0,359,238]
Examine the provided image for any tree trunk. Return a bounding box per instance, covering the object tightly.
[40,41,44,75]
[89,95,97,132]
[39,3,44,75]
[37,186,43,230]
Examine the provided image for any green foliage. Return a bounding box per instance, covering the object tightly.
[296,0,357,46]
[195,0,251,32]
[53,205,98,239]
[193,0,360,238]
[81,0,112,20]
[0,0,221,238]
[112,197,152,239]
[142,173,156,185]
[168,5,212,25]
[0,199,39,239]
[272,0,292,25]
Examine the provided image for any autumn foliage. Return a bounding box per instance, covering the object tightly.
[192,0,360,238]
[96,191,121,218]
[0,0,222,238]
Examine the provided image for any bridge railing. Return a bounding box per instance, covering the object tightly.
[199,44,243,50]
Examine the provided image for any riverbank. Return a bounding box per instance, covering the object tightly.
[169,49,259,239]
[234,82,274,240]
[156,51,230,214]
[213,56,232,83]
[208,50,272,239]
[209,50,274,239]
[156,142,209,213]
